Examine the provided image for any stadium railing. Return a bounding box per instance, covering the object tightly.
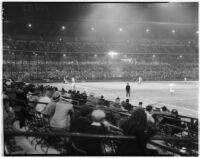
[4,97,198,155]
[5,97,198,130]
[4,131,198,156]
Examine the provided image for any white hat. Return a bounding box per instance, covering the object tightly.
[91,110,106,122]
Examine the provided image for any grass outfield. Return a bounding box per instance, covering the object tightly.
[42,81,199,118]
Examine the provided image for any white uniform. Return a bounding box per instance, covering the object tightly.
[169,83,175,95]
[71,77,76,90]
[138,77,142,84]
[184,77,187,84]
[64,76,68,84]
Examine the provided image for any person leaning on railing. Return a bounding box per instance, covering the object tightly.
[160,109,185,136]
[50,97,74,132]
[117,107,152,156]
[42,91,61,118]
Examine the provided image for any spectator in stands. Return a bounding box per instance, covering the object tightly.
[81,91,87,105]
[145,105,155,124]
[122,99,133,111]
[83,110,109,155]
[27,87,39,109]
[85,92,99,106]
[111,97,121,109]
[42,91,60,118]
[119,107,148,155]
[71,105,93,132]
[192,120,198,133]
[139,101,143,107]
[35,87,53,112]
[145,105,156,136]
[62,89,71,99]
[61,88,65,95]
[53,87,58,92]
[3,93,15,129]
[13,83,31,128]
[6,83,17,108]
[160,109,183,135]
[161,106,170,113]
[98,95,105,105]
[50,99,74,132]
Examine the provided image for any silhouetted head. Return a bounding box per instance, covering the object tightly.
[122,107,147,135]
[146,105,153,112]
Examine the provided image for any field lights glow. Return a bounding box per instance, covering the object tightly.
[108,51,118,58]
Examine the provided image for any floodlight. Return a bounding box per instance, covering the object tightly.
[119,28,123,32]
[94,54,97,58]
[62,26,66,30]
[63,54,66,57]
[171,30,175,33]
[28,23,32,28]
[146,28,150,33]
[179,55,183,58]
[108,51,118,58]
[91,27,95,31]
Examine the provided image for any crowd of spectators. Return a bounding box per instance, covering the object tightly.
[4,39,198,54]
[3,38,198,81]
[3,79,197,155]
[3,61,198,81]
[122,63,198,81]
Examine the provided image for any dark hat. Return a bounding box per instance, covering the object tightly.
[146,105,152,111]
[52,91,61,101]
[171,109,178,115]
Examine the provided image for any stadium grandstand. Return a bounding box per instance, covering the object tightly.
[3,2,199,156]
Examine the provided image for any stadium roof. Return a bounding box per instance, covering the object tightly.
[3,2,198,24]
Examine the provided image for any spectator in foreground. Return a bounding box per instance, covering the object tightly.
[35,87,53,112]
[83,110,109,155]
[119,107,148,155]
[50,99,74,132]
[3,93,15,129]
[71,105,93,132]
[27,87,39,109]
[42,91,61,118]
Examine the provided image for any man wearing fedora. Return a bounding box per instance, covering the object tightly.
[42,91,61,118]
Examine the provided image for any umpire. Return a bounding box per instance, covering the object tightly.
[126,83,131,97]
